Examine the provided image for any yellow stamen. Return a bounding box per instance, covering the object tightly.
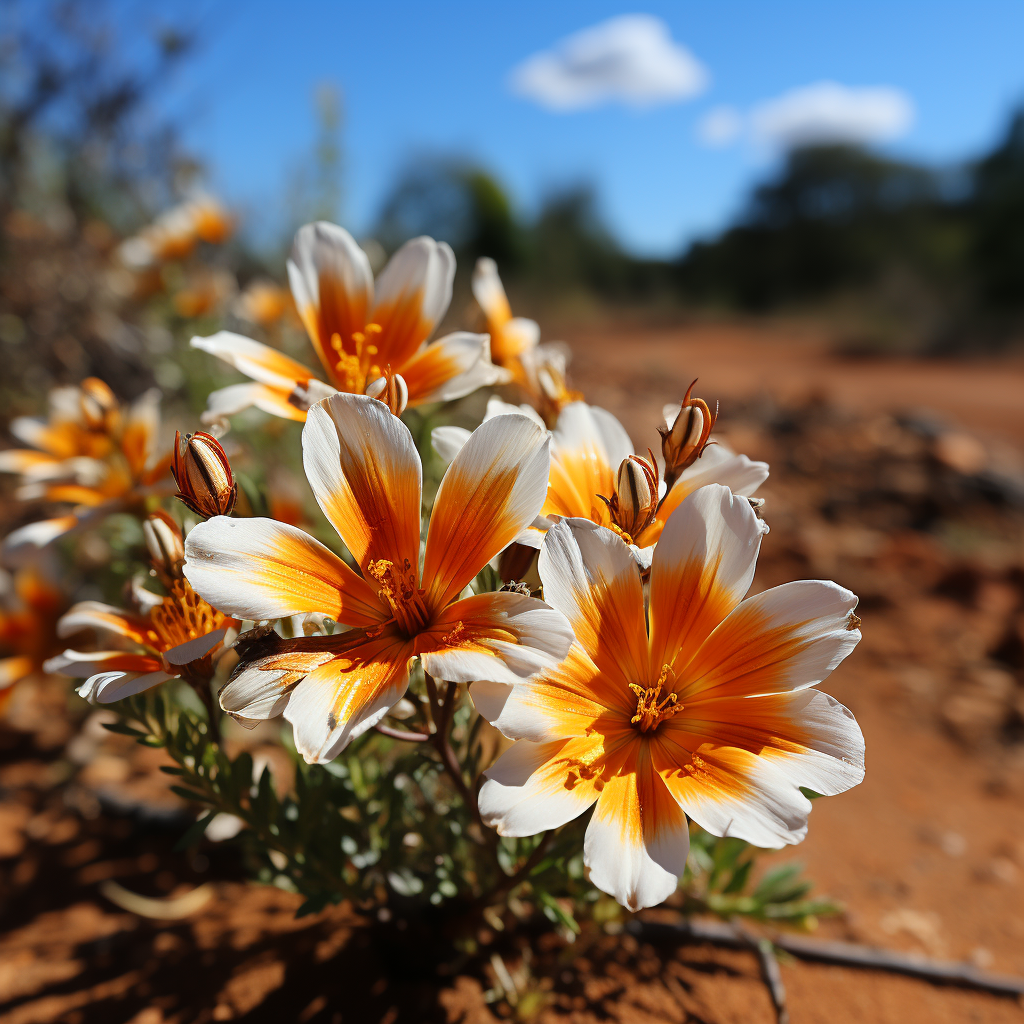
[629,665,684,733]
[366,557,429,636]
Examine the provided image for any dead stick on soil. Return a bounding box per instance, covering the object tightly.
[628,918,1024,999]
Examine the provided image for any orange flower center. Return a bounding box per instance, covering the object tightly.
[366,557,430,637]
[150,580,230,654]
[329,322,384,394]
[629,666,684,733]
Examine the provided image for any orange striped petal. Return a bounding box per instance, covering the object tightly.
[472,257,512,328]
[184,516,385,627]
[422,414,549,611]
[284,630,414,762]
[0,450,64,478]
[648,484,762,678]
[472,642,630,743]
[202,382,312,425]
[46,649,165,678]
[57,601,158,647]
[537,518,649,688]
[584,745,689,911]
[368,236,454,368]
[302,393,422,574]
[543,403,632,522]
[679,579,861,702]
[479,733,608,837]
[191,331,318,391]
[638,447,769,546]
[416,590,572,685]
[287,223,374,380]
[401,332,504,406]
[651,733,814,849]
[660,688,864,799]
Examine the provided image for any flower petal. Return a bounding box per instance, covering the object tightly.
[401,332,504,406]
[0,450,64,478]
[651,738,813,848]
[191,331,317,391]
[122,388,161,477]
[369,236,455,368]
[302,393,422,574]
[472,642,624,743]
[680,580,861,701]
[537,518,648,690]
[163,628,229,666]
[648,484,762,678]
[472,257,512,326]
[422,414,550,610]
[479,735,604,837]
[662,688,865,798]
[584,748,689,911]
[417,590,572,685]
[544,403,629,521]
[45,650,164,678]
[640,447,769,546]
[2,514,85,563]
[183,516,384,626]
[78,669,175,704]
[284,631,414,763]
[287,222,374,378]
[0,655,34,689]
[430,425,472,466]
[57,601,156,645]
[484,396,546,428]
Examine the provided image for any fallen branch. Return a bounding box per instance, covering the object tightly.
[628,918,1024,999]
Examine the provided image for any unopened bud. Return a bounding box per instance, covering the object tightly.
[172,430,237,518]
[143,510,184,578]
[79,378,119,433]
[365,369,408,416]
[660,379,717,474]
[600,453,659,542]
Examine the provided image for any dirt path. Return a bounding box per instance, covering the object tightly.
[565,320,1024,446]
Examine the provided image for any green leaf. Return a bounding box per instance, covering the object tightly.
[174,810,217,852]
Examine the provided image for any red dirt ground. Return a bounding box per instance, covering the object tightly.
[2,318,1024,1023]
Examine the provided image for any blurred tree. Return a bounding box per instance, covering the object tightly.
[972,108,1024,309]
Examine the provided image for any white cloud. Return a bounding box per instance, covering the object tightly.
[698,106,743,147]
[750,82,914,149]
[508,15,708,112]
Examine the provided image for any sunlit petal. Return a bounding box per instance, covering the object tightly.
[401,332,504,405]
[422,414,549,610]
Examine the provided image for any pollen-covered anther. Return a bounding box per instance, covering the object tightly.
[365,367,408,417]
[600,453,660,543]
[629,668,684,732]
[660,379,717,476]
[366,557,429,634]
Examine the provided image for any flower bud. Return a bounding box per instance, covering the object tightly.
[660,379,717,475]
[143,510,184,578]
[79,378,120,433]
[613,455,659,539]
[172,430,237,518]
[365,369,408,416]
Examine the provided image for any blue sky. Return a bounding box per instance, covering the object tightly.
[154,0,1024,256]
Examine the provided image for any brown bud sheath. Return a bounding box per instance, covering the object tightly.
[143,510,185,579]
[660,379,717,475]
[365,369,409,417]
[613,454,660,539]
[171,430,237,518]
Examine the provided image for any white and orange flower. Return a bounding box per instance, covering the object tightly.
[181,392,574,763]
[472,258,579,422]
[192,222,504,427]
[475,486,864,911]
[0,566,65,715]
[433,398,768,554]
[0,380,172,560]
[46,580,238,704]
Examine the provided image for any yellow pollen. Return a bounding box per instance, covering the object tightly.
[441,621,466,646]
[366,557,428,635]
[629,665,684,733]
[332,323,385,393]
[150,580,228,655]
